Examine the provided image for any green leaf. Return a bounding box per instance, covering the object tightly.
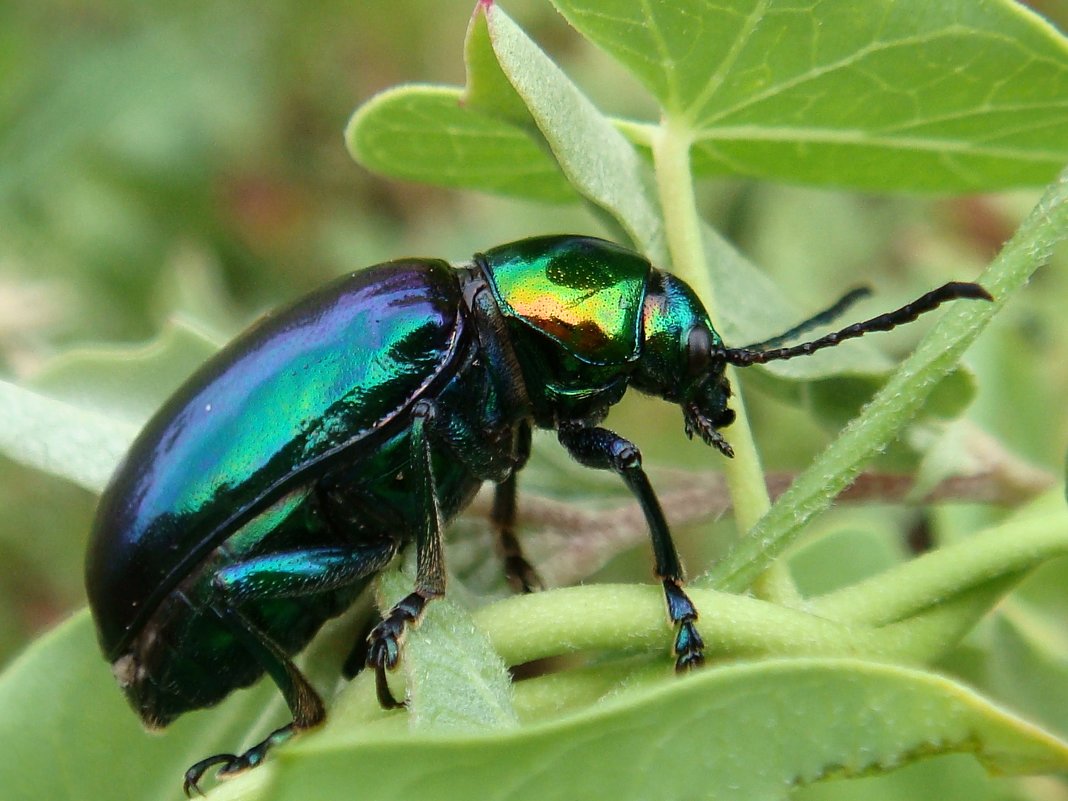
[701,223,892,378]
[260,659,1068,801]
[0,611,279,801]
[552,0,1068,191]
[476,4,667,260]
[346,85,576,203]
[28,317,220,424]
[0,379,134,494]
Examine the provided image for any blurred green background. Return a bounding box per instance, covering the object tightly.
[1,0,1067,701]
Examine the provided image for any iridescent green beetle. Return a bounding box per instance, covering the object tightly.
[85,235,990,791]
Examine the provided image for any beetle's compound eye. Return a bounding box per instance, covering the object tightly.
[686,325,714,377]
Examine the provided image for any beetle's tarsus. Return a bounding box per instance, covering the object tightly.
[182,721,302,795]
[493,471,543,593]
[366,590,437,709]
[504,554,545,593]
[674,622,706,672]
[663,579,706,671]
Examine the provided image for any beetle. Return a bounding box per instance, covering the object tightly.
[84,235,990,792]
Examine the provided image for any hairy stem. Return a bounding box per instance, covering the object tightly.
[702,165,1068,593]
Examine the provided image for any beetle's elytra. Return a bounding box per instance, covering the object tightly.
[84,235,991,792]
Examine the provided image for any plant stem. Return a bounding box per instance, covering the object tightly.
[648,123,765,523]
[702,165,1068,594]
[651,115,802,602]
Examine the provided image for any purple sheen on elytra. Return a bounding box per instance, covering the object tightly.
[86,259,463,659]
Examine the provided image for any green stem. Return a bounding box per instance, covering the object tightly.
[702,164,1068,594]
[472,584,898,667]
[650,115,797,601]
[808,508,1068,624]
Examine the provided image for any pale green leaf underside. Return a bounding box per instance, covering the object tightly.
[6,613,1065,801]
[269,659,1068,801]
[553,0,1068,190]
[0,379,135,494]
[28,316,220,423]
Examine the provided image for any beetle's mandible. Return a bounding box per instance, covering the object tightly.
[84,235,991,791]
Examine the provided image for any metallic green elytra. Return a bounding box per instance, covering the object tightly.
[84,234,991,792]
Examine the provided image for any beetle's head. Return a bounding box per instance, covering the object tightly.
[634,270,736,457]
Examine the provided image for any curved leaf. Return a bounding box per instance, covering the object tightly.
[261,659,1068,801]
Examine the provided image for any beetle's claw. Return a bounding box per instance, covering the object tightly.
[182,723,300,794]
[374,663,406,709]
[366,593,434,710]
[183,753,237,797]
[505,555,544,593]
[663,578,706,672]
[367,634,406,709]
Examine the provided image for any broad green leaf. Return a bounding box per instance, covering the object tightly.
[346,86,576,203]
[552,0,1068,191]
[260,659,1068,801]
[0,380,135,494]
[476,6,925,381]
[0,611,280,801]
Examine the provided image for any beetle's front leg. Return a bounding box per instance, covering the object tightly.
[366,399,447,709]
[557,422,704,672]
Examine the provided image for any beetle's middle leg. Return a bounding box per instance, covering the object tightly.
[492,422,543,593]
[557,421,704,672]
[366,399,448,709]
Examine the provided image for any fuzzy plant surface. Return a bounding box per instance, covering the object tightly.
[1,2,1068,801]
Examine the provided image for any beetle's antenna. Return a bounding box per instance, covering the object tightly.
[742,286,872,351]
[719,282,992,367]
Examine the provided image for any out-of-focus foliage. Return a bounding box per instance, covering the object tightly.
[1,2,1068,801]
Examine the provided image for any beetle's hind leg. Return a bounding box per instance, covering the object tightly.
[183,543,398,794]
[183,604,323,796]
[366,399,448,709]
